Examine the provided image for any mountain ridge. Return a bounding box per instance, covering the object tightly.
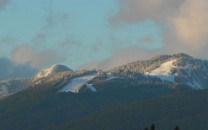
[1,53,208,99]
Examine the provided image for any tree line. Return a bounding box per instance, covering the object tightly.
[144,124,180,130]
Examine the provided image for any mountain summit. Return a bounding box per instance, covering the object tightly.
[34,64,73,80]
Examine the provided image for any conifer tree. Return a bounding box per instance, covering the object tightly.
[174,126,180,130]
[150,124,155,130]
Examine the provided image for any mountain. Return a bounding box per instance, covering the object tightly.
[107,53,208,89]
[0,64,73,99]
[0,53,208,130]
[1,53,208,99]
[89,53,208,92]
[60,89,208,130]
[0,85,181,130]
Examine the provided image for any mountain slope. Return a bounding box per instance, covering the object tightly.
[0,78,31,99]
[59,89,208,130]
[0,85,183,130]
[0,84,207,130]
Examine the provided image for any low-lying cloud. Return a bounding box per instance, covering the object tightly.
[0,57,38,81]
[11,44,64,69]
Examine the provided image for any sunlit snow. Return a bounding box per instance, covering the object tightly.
[35,65,57,79]
[145,59,177,82]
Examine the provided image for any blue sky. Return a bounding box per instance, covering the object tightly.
[0,0,164,69]
[1,0,208,74]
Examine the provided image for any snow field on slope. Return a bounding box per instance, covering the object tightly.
[60,74,96,93]
[145,59,177,82]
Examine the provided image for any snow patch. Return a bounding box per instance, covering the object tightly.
[146,59,177,76]
[60,74,96,93]
[86,84,97,92]
[145,59,177,82]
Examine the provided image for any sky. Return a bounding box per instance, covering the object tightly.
[0,0,208,80]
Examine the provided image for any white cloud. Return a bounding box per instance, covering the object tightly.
[109,0,208,60]
[80,0,208,70]
[0,57,38,80]
[171,0,208,48]
[110,0,183,25]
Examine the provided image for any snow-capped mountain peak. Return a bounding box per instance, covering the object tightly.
[34,64,72,80]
